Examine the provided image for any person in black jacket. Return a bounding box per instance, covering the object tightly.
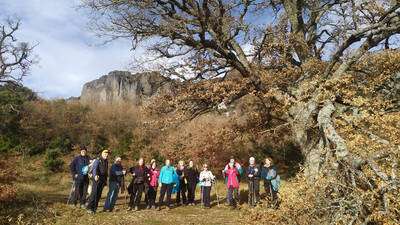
[175,160,187,205]
[128,158,150,211]
[246,157,261,207]
[184,160,199,206]
[86,150,109,214]
[69,146,90,208]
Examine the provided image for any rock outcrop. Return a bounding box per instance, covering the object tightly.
[80,71,173,105]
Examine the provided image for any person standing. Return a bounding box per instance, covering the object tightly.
[223,157,243,205]
[86,150,109,214]
[224,162,240,208]
[246,157,261,207]
[147,160,160,209]
[175,160,187,206]
[103,157,126,212]
[261,157,280,208]
[128,158,149,211]
[158,159,177,210]
[184,160,199,206]
[69,146,90,208]
[199,164,215,208]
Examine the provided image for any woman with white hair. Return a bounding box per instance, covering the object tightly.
[103,156,126,212]
[199,164,215,208]
[246,157,261,207]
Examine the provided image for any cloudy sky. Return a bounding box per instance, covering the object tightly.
[0,0,138,99]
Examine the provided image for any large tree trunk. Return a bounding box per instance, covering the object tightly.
[290,98,350,182]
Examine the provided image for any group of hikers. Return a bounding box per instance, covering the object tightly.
[68,146,280,214]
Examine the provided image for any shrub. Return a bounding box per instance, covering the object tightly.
[48,136,72,154]
[43,149,64,172]
[0,136,12,153]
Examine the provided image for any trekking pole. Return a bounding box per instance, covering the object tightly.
[269,181,273,208]
[200,186,204,207]
[67,180,75,204]
[124,189,128,207]
[214,179,220,207]
[124,180,128,208]
[252,179,256,206]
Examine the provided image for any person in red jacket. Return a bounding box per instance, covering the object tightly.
[147,160,160,209]
[224,162,240,208]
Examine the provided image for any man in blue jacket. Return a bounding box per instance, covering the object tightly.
[158,159,177,210]
[69,146,90,208]
[104,157,126,212]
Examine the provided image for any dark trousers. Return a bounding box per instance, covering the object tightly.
[159,183,173,207]
[176,181,187,204]
[201,186,211,207]
[264,181,278,203]
[187,182,197,204]
[129,183,144,207]
[143,183,149,205]
[72,178,88,205]
[227,186,239,206]
[147,186,157,207]
[248,179,260,206]
[87,178,106,212]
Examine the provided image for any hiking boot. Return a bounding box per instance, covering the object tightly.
[134,206,139,211]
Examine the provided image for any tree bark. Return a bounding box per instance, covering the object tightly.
[290,98,350,182]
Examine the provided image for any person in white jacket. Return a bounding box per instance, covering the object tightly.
[199,164,215,208]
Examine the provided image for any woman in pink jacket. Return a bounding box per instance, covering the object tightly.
[147,160,160,209]
[224,162,240,208]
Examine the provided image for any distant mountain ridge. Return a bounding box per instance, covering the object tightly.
[80,70,174,105]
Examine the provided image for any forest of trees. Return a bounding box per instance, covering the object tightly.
[1,1,399,224]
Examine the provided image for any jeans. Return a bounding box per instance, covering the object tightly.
[227,186,239,206]
[104,181,120,211]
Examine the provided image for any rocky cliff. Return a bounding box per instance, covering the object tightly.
[80,71,174,105]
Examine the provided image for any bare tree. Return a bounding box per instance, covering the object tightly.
[0,18,35,84]
[82,0,267,79]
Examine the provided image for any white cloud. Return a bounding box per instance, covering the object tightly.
[0,0,137,99]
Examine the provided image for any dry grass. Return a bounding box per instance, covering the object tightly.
[3,157,286,225]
